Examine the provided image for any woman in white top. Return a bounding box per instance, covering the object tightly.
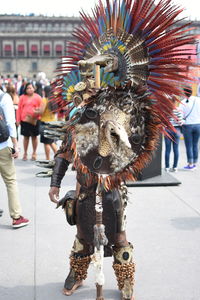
[164,105,184,172]
[179,86,200,170]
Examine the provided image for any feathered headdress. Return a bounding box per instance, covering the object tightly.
[50,0,197,189]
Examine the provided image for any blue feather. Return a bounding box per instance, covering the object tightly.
[145,37,155,45]
[132,19,144,34]
[150,72,162,77]
[149,49,161,56]
[149,57,164,62]
[147,80,160,87]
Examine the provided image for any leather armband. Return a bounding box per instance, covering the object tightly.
[50,157,70,188]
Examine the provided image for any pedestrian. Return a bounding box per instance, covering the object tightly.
[38,85,57,160]
[6,82,19,108]
[19,78,27,96]
[15,74,23,95]
[164,102,184,172]
[0,89,29,228]
[6,82,20,139]
[16,82,42,161]
[35,81,43,97]
[179,86,200,170]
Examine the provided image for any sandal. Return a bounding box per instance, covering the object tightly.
[31,154,37,161]
[22,154,28,161]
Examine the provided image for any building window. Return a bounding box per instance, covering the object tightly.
[66,23,73,31]
[25,23,33,32]
[61,23,66,32]
[47,23,52,32]
[31,45,38,56]
[0,23,6,32]
[33,23,39,31]
[5,61,12,72]
[43,44,51,56]
[32,62,38,72]
[41,23,46,32]
[17,44,25,57]
[4,44,12,57]
[54,23,60,31]
[55,44,63,56]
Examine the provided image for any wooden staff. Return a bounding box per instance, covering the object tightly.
[95,64,101,89]
[92,178,108,300]
[93,64,107,300]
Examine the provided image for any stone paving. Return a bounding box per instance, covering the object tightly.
[0,138,200,300]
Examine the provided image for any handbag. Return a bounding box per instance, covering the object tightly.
[183,99,195,120]
[0,93,10,143]
[24,115,37,126]
[56,190,77,225]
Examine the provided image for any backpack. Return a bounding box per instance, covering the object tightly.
[0,93,10,143]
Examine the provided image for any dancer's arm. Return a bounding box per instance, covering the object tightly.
[49,151,72,204]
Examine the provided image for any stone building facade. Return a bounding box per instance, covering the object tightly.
[0,14,200,80]
[0,15,81,80]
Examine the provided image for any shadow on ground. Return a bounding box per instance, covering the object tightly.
[0,283,120,300]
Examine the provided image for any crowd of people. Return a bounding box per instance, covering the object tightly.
[0,73,59,228]
[164,86,200,172]
[0,73,59,162]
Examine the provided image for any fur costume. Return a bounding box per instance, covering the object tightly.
[47,0,197,299]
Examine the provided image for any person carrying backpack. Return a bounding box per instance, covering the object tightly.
[0,89,29,228]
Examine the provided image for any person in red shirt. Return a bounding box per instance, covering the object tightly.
[16,82,42,161]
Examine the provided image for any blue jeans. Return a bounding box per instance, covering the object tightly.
[182,124,200,164]
[164,128,181,168]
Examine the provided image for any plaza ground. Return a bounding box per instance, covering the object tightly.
[0,137,200,300]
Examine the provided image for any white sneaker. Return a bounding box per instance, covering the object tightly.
[170,168,177,172]
[165,168,170,172]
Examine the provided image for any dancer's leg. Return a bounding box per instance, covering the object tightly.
[113,232,135,300]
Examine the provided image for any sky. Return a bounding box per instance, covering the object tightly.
[1,0,200,20]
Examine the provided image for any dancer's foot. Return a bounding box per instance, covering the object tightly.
[121,293,135,300]
[121,292,134,300]
[121,279,134,300]
[63,268,83,296]
[62,281,83,296]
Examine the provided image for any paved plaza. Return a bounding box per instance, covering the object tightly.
[0,138,200,300]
